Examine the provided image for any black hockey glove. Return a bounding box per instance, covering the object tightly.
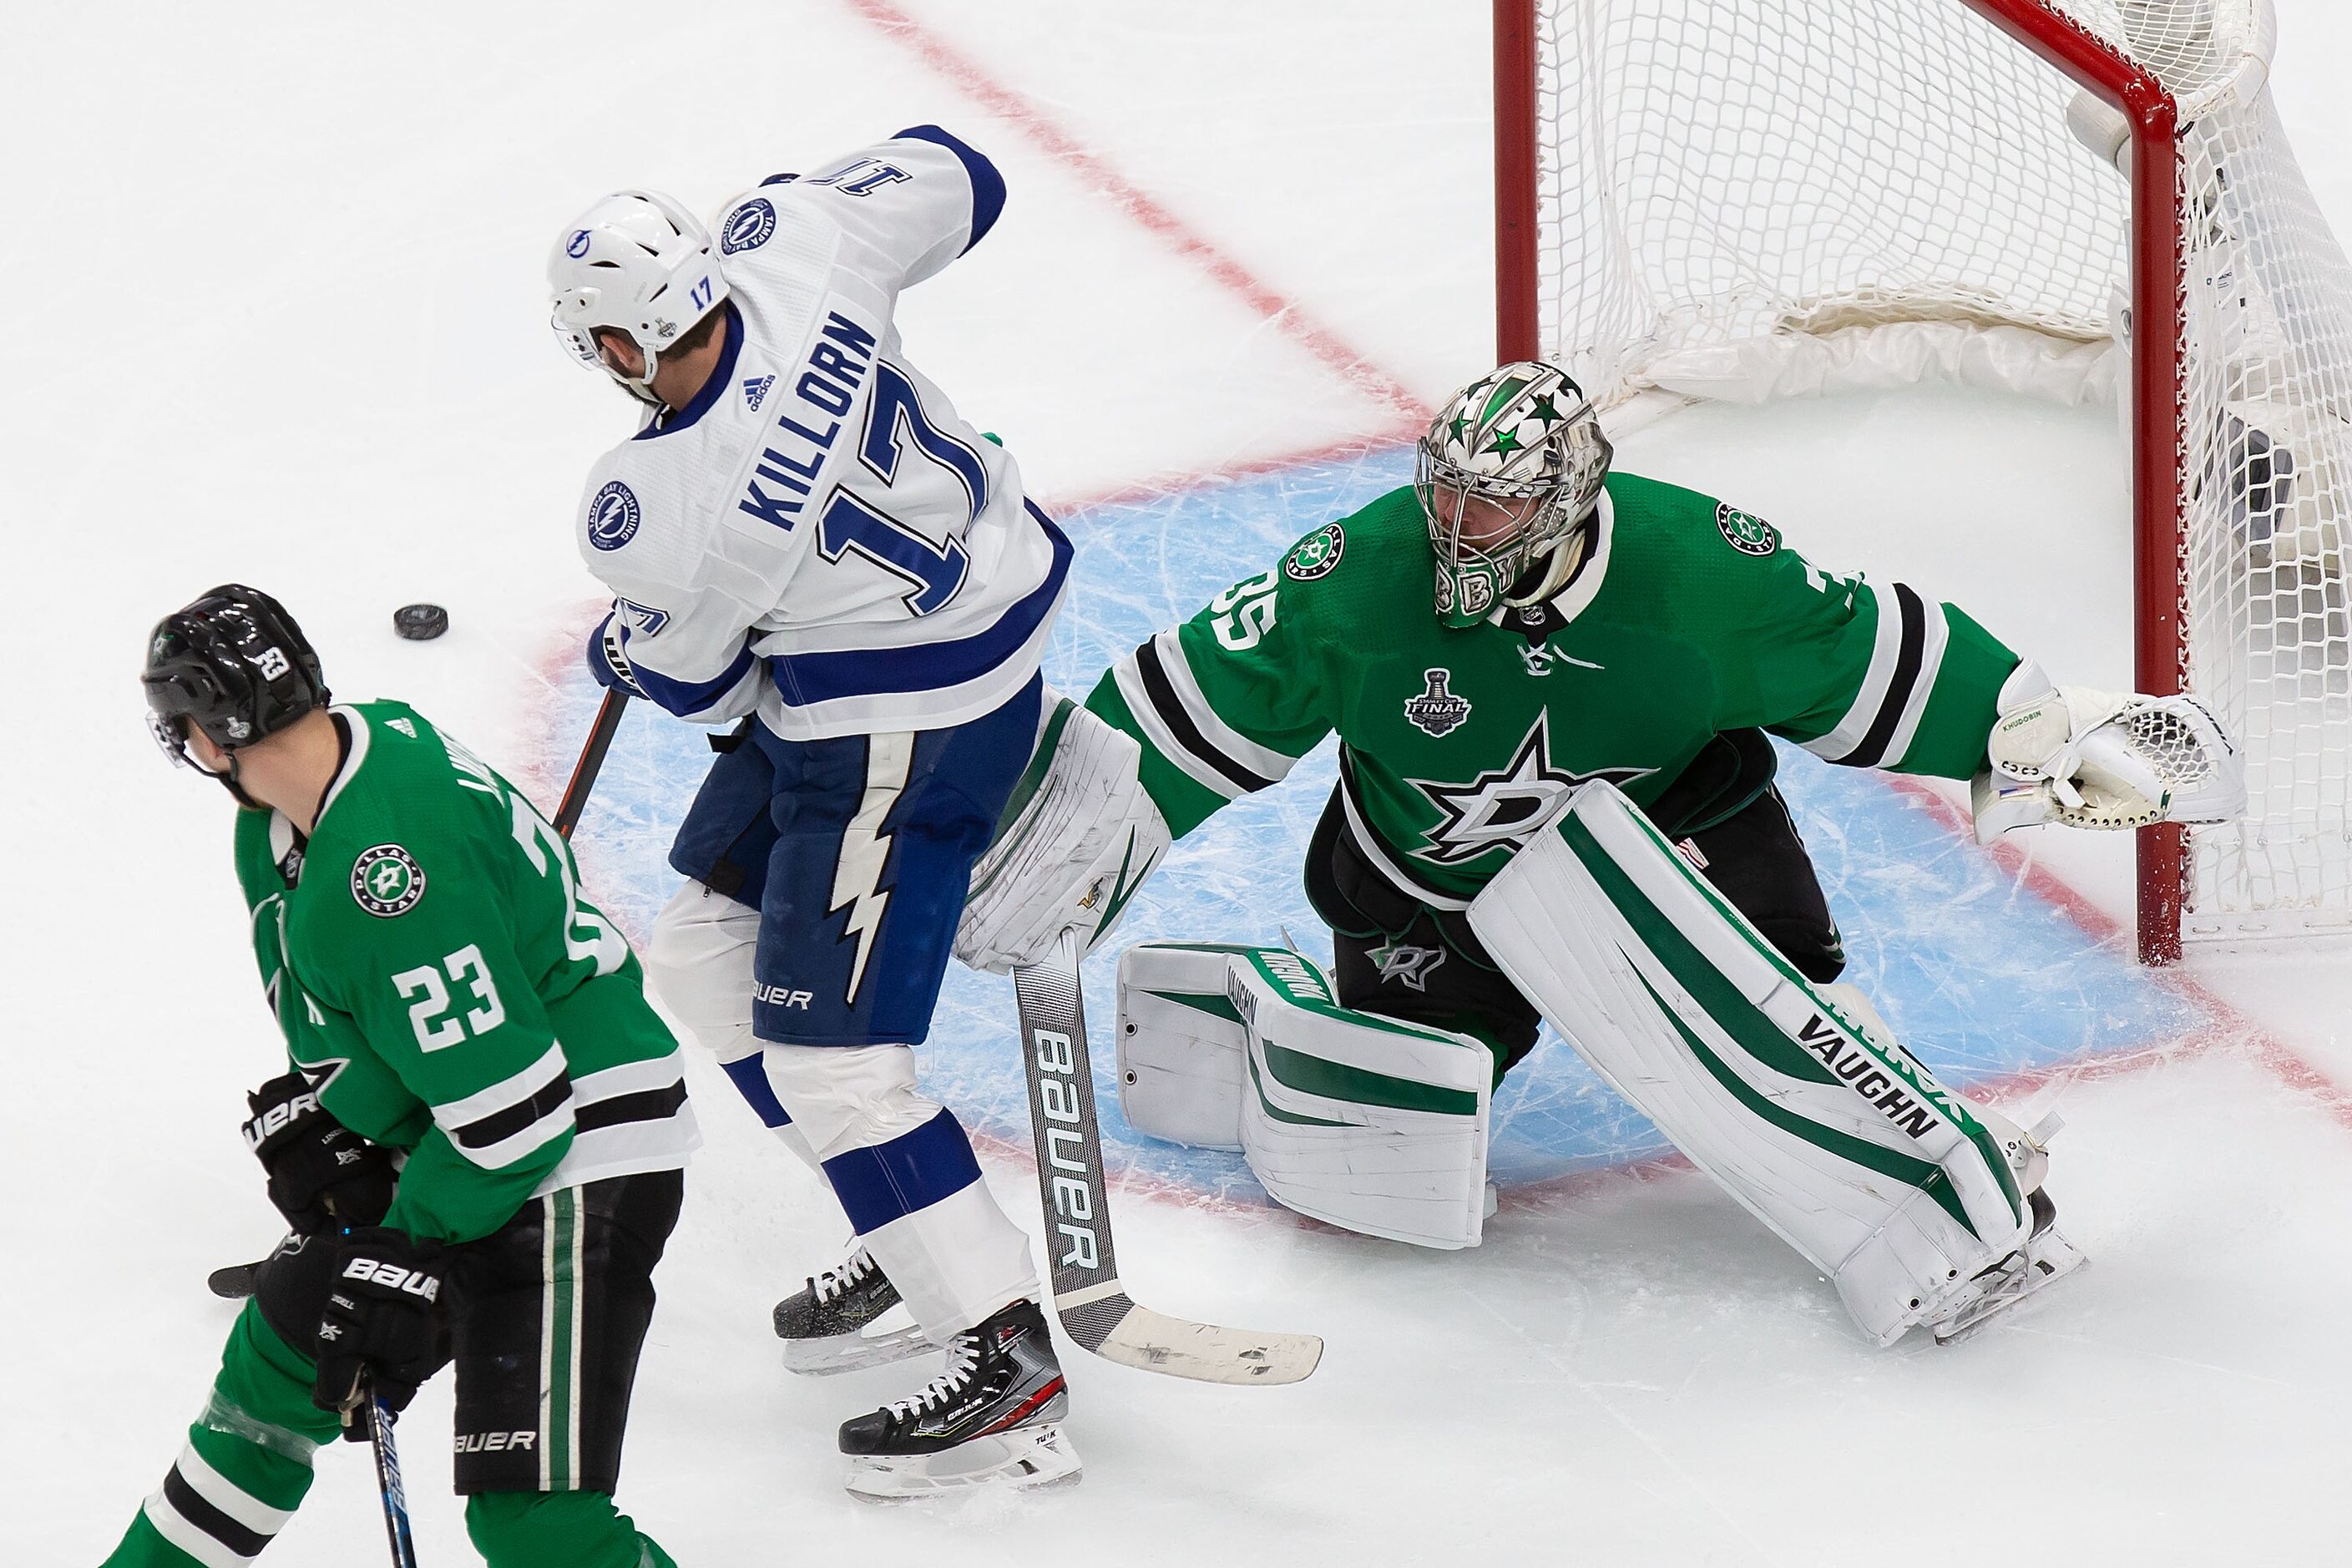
[311,1227,448,1432]
[244,1070,395,1235]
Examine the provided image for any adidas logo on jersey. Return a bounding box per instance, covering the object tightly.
[742,374,775,411]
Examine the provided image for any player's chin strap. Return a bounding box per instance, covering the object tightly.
[1970,660,2246,843]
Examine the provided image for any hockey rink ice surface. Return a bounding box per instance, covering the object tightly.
[16,3,2352,1563]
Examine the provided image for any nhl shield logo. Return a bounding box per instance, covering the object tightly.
[351,845,426,918]
[1403,668,1472,737]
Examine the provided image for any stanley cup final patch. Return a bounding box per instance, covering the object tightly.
[1403,668,1472,737]
[351,845,426,917]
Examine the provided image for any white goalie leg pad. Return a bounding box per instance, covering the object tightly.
[1467,782,2035,1343]
[956,693,1171,974]
[645,879,822,1172]
[1116,941,1492,1250]
[1114,942,1252,1150]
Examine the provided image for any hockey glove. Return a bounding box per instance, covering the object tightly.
[1971,660,2245,842]
[244,1070,395,1235]
[312,1227,448,1430]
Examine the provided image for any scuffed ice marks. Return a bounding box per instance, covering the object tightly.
[541,443,2218,1201]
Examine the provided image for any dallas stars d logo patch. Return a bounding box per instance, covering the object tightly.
[351,845,426,918]
[1405,711,1652,866]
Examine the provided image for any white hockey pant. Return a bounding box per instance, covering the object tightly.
[647,879,1039,1338]
[1115,942,1493,1250]
[644,879,821,1172]
[1467,781,2035,1344]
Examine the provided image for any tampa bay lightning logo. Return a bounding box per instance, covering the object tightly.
[587,480,641,551]
[565,228,592,258]
[721,198,776,254]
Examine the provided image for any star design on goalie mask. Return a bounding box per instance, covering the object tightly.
[1405,711,1653,867]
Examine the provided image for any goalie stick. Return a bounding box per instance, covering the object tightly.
[1013,928,1323,1385]
[208,691,632,1302]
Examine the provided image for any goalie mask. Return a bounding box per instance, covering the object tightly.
[1416,362,1612,629]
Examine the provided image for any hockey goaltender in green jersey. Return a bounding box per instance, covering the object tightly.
[1091,466,2011,908]
[114,586,693,1568]
[955,359,2239,1343]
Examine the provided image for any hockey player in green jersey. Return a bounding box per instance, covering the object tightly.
[109,587,695,1567]
[957,362,2243,1343]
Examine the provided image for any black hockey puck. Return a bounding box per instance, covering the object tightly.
[393,603,449,640]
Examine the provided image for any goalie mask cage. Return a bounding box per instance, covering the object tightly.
[1495,0,2352,963]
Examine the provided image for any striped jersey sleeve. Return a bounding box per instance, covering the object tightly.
[1717,549,2019,779]
[1085,563,1336,837]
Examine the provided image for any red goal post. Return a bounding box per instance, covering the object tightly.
[1495,0,2352,964]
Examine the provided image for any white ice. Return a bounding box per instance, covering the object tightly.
[11,2,2352,1562]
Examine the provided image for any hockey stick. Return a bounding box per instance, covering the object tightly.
[554,687,630,839]
[346,1386,421,1568]
[210,696,630,1302]
[1012,929,1323,1385]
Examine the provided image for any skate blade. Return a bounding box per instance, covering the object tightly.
[781,1319,932,1377]
[844,1424,1083,1504]
[1933,1227,2088,1346]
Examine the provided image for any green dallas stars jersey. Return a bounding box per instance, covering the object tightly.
[1084,473,2021,912]
[234,701,695,1244]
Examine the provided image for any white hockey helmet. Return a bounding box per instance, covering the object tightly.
[548,190,731,402]
[1415,361,1612,627]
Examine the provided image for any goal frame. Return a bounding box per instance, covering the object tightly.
[1493,0,2192,964]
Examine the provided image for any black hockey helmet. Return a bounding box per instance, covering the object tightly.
[142,584,329,765]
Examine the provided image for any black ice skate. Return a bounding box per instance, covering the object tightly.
[837,1298,1080,1501]
[772,1247,929,1375]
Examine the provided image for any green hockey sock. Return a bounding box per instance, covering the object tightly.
[103,1302,342,1565]
[467,1489,679,1568]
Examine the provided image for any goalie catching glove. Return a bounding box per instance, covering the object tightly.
[956,695,1170,974]
[1972,660,2244,843]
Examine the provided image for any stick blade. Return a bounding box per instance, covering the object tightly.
[1085,1302,1323,1385]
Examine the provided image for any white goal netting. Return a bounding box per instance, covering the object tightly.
[1530,0,2352,942]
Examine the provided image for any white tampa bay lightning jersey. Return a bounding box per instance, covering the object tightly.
[574,125,1070,740]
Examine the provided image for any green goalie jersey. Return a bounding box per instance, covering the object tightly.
[234,700,696,1244]
[1085,473,2022,911]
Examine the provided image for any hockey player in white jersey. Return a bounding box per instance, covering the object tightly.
[547,126,1075,1498]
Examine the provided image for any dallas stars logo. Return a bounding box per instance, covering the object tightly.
[1405,711,1652,867]
[351,844,426,918]
[1284,523,1346,581]
[1367,939,1448,992]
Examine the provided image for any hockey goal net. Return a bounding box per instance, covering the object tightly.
[1496,0,2352,962]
